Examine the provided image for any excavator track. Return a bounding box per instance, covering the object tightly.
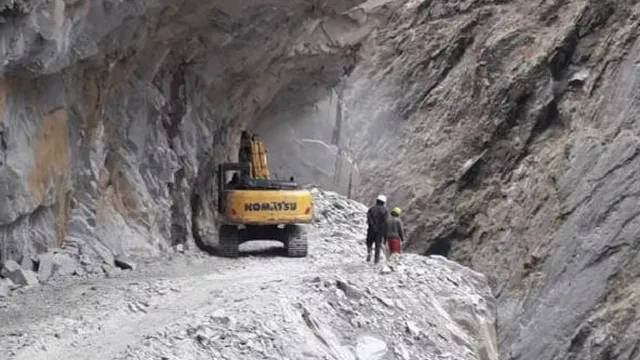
[285,225,308,257]
[218,225,240,258]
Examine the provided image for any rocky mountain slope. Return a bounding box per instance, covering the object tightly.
[0,189,498,360]
[342,0,640,359]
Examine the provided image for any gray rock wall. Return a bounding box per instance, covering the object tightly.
[250,86,360,196]
[0,0,399,265]
[342,0,640,359]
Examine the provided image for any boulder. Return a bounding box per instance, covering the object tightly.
[101,264,121,278]
[37,252,79,283]
[20,256,35,271]
[356,336,387,360]
[0,278,14,297]
[38,253,55,282]
[1,260,39,287]
[336,279,365,300]
[54,253,79,276]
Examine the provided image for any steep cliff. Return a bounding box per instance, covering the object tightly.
[343,0,640,359]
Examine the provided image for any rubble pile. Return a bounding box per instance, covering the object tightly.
[307,188,370,263]
[0,246,135,299]
[112,189,498,360]
[0,189,497,360]
[308,255,499,360]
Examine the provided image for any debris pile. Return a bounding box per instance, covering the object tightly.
[0,244,141,298]
[0,189,497,360]
[305,254,499,360]
[306,188,370,263]
[113,189,498,360]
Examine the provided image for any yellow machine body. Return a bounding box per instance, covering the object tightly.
[222,189,313,225]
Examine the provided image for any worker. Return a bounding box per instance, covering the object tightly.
[227,172,240,188]
[366,194,389,264]
[385,207,406,265]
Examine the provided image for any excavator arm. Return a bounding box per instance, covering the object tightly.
[239,131,270,179]
[249,135,270,179]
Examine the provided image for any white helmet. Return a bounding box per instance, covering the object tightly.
[376,194,387,203]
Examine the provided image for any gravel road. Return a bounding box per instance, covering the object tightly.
[0,189,498,360]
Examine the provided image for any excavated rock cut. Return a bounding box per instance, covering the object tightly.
[0,0,400,268]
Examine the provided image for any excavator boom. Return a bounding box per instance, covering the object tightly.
[239,131,270,179]
[250,136,270,179]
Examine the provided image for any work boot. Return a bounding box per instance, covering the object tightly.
[366,249,372,262]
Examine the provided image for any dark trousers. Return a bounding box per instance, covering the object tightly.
[366,229,384,263]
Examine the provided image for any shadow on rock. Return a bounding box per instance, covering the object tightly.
[239,245,287,258]
[193,233,287,259]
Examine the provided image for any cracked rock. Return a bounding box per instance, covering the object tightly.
[356,335,387,360]
[1,260,38,287]
[0,278,13,297]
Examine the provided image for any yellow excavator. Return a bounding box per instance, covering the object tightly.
[216,131,313,258]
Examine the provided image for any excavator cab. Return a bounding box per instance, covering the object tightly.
[217,162,251,213]
[215,131,313,258]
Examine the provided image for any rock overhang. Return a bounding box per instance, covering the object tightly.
[0,0,401,266]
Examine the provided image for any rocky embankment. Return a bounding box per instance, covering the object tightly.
[0,189,497,360]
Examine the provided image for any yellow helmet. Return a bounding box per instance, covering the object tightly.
[391,207,401,216]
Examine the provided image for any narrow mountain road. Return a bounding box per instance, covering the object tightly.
[0,189,498,360]
[1,246,315,360]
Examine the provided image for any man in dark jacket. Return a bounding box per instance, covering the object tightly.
[366,194,389,264]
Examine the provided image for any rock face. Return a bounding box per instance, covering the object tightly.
[0,188,498,360]
[0,0,398,266]
[341,0,640,359]
[251,87,360,196]
[0,260,37,286]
